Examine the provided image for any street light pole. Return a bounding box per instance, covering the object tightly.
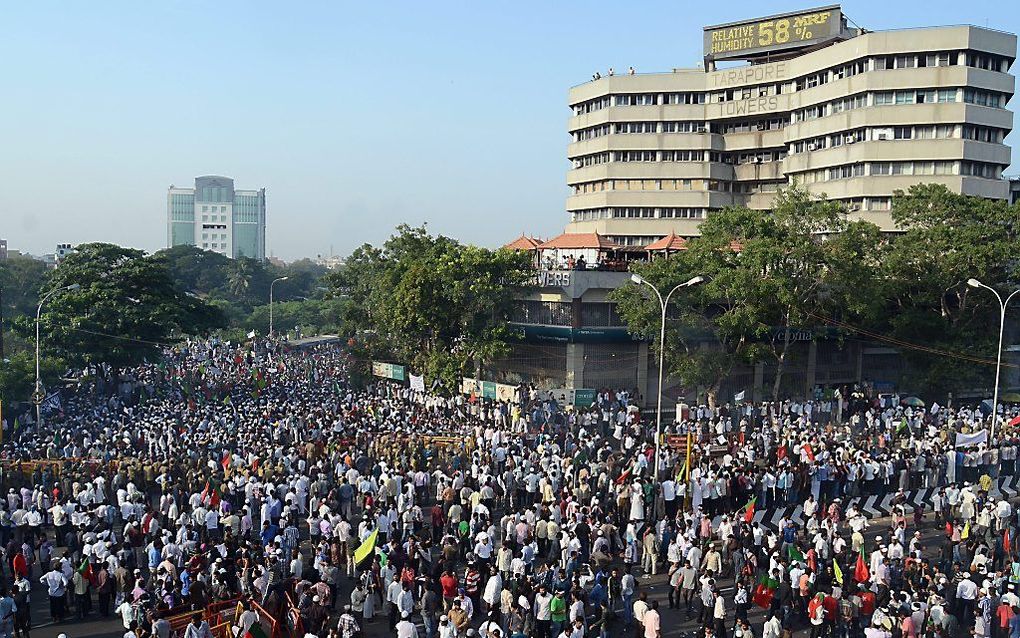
[35,283,80,427]
[631,273,704,482]
[269,276,289,337]
[968,278,1020,440]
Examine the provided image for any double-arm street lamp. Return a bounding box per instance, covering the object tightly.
[967,278,1020,439]
[630,273,704,481]
[269,276,289,337]
[36,283,80,426]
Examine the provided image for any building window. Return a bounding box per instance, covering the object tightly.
[936,89,957,103]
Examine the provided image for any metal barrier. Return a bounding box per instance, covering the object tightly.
[249,599,281,638]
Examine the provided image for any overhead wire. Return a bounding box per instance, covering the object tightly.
[805,311,1017,369]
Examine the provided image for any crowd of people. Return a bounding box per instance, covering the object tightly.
[0,337,1019,638]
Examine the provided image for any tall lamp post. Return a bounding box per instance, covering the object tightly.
[967,278,1020,439]
[269,276,289,337]
[631,273,704,481]
[36,283,80,426]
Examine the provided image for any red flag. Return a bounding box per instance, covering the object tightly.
[616,468,633,485]
[752,583,774,609]
[221,451,231,471]
[201,481,221,509]
[853,552,870,583]
[777,446,787,461]
[1010,415,1020,427]
[743,496,757,523]
[12,553,27,577]
[1005,528,1012,554]
[802,444,815,462]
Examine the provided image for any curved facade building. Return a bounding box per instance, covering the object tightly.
[566,9,1016,246]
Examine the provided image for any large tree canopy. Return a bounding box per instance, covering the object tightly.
[875,183,1020,394]
[613,187,887,404]
[35,243,224,369]
[614,184,1020,402]
[323,225,534,389]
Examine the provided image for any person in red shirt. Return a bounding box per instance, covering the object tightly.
[440,570,458,610]
[998,599,1015,637]
[822,594,839,635]
[859,589,876,625]
[900,609,917,638]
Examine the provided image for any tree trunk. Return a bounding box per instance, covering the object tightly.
[771,310,794,401]
[706,386,718,410]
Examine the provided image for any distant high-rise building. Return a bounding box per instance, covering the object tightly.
[167,176,266,259]
[55,243,74,266]
[0,239,7,261]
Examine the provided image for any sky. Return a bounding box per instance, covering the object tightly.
[1,1,1017,261]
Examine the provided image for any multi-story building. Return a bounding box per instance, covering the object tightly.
[167,176,266,260]
[54,243,74,266]
[494,6,1017,404]
[0,239,7,261]
[566,5,1015,245]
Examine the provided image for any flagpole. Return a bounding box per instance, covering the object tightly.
[684,430,692,511]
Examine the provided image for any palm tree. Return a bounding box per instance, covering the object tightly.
[227,259,256,300]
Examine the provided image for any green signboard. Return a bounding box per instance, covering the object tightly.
[573,389,597,408]
[371,361,407,382]
[481,381,497,399]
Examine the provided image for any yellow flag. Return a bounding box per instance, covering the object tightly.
[833,558,843,585]
[354,528,379,564]
[961,522,970,539]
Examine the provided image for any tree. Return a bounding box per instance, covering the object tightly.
[0,255,49,319]
[613,187,884,404]
[323,225,534,390]
[31,243,224,369]
[0,351,64,406]
[694,189,884,398]
[874,184,1020,395]
[613,249,760,407]
[152,245,232,296]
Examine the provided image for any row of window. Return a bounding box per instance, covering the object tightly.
[201,233,228,241]
[793,88,958,121]
[202,205,228,213]
[198,187,232,203]
[571,207,708,221]
[571,49,1008,114]
[201,242,228,250]
[572,172,787,196]
[234,196,262,224]
[788,123,996,153]
[791,159,1002,183]
[169,195,195,221]
[572,88,1005,147]
[573,120,708,141]
[511,301,629,328]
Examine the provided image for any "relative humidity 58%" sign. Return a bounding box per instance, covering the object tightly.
[704,5,845,62]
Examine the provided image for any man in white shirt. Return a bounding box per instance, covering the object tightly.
[533,585,553,637]
[395,611,418,638]
[40,566,68,622]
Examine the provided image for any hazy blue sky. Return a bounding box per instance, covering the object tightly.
[1,1,1016,260]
